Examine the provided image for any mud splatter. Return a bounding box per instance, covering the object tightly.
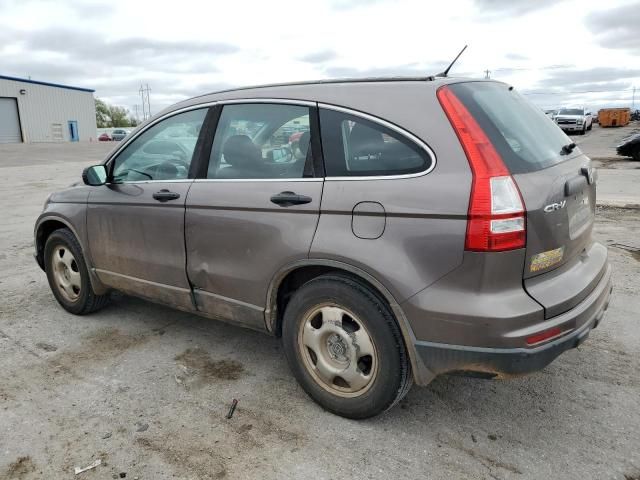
[2,456,36,479]
[136,436,227,480]
[35,342,57,352]
[174,348,244,384]
[46,327,148,379]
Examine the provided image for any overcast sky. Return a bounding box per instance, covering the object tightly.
[1,0,638,117]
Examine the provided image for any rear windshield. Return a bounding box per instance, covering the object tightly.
[449,82,573,173]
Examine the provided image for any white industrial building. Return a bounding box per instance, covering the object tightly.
[0,74,96,143]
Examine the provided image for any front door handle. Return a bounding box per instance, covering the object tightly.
[153,189,181,202]
[270,191,312,207]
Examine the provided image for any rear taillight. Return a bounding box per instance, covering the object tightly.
[437,85,526,252]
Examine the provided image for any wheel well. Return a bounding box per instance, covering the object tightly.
[35,220,67,270]
[273,265,393,337]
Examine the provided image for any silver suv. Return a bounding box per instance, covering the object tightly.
[35,78,612,418]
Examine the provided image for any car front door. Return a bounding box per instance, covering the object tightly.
[185,102,323,330]
[87,107,210,309]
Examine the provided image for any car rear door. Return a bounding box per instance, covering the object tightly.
[184,101,323,330]
[448,81,607,319]
[87,107,210,310]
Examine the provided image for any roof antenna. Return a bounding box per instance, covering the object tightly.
[435,45,468,78]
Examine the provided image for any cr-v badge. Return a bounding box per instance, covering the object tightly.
[544,200,567,213]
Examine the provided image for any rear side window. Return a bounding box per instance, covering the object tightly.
[319,109,431,177]
[448,82,572,173]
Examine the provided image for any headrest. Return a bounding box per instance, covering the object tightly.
[223,135,262,167]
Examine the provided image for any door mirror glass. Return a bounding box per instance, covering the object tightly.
[82,165,108,186]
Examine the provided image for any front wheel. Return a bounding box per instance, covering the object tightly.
[44,228,110,315]
[282,273,412,419]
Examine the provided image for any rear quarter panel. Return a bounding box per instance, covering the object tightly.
[310,85,471,302]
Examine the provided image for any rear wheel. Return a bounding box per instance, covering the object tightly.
[282,273,412,419]
[44,228,109,315]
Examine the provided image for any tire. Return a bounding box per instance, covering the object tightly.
[587,122,592,131]
[44,228,110,315]
[580,125,586,135]
[282,273,412,419]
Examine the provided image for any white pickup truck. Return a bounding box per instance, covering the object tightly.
[554,107,593,135]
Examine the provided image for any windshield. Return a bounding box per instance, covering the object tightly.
[448,81,574,173]
[558,109,584,115]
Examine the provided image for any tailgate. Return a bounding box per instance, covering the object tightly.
[514,154,606,318]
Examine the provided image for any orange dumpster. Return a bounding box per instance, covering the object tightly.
[598,108,631,127]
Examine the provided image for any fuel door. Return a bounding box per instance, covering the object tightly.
[352,201,386,239]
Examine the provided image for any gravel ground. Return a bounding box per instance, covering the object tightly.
[1,142,639,480]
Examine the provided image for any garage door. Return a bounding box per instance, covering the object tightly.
[0,97,22,143]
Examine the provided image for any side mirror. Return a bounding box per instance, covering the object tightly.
[82,165,108,186]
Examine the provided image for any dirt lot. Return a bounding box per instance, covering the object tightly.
[1,137,639,480]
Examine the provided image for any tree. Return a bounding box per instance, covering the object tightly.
[95,98,136,127]
[95,98,110,128]
[108,105,130,127]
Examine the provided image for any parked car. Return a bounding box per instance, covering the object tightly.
[98,133,111,142]
[616,132,640,161]
[111,129,128,141]
[554,107,593,134]
[34,78,612,418]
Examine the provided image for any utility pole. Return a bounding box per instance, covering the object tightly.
[139,84,152,120]
[145,83,151,118]
[484,69,491,79]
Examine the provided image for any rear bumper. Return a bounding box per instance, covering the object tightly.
[413,263,612,380]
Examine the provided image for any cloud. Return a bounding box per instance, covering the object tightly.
[473,0,563,17]
[24,28,238,64]
[330,0,388,10]
[505,53,528,61]
[586,3,640,55]
[536,67,640,88]
[2,27,239,113]
[324,62,446,78]
[299,50,338,64]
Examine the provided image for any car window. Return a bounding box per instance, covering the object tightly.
[319,109,430,177]
[207,103,311,179]
[111,108,207,182]
[449,82,573,173]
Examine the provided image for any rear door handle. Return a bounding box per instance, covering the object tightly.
[153,189,181,202]
[270,191,312,207]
